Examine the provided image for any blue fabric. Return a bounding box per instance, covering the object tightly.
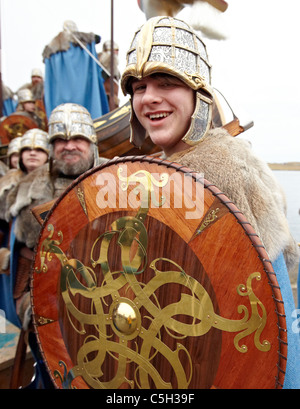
[273,252,300,389]
[298,262,300,310]
[3,98,17,116]
[44,42,109,119]
[0,218,21,328]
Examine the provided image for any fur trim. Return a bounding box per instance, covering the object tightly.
[0,169,23,196]
[2,84,14,100]
[0,160,8,176]
[169,128,299,271]
[8,164,52,218]
[42,31,97,60]
[8,162,78,249]
[0,169,24,220]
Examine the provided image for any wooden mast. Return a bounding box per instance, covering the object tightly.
[0,0,3,117]
[109,0,116,110]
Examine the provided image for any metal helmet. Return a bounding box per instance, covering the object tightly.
[7,137,22,157]
[47,103,103,167]
[19,129,50,172]
[17,89,35,104]
[20,129,49,154]
[31,68,43,78]
[103,40,119,52]
[48,103,97,144]
[121,16,213,148]
[63,20,78,33]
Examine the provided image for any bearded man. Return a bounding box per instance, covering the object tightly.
[8,103,106,249]
[4,103,106,324]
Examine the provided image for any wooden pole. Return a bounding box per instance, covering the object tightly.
[0,0,3,117]
[110,0,116,110]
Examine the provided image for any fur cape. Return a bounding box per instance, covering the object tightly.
[0,161,8,177]
[0,169,24,220]
[168,128,299,272]
[7,163,76,249]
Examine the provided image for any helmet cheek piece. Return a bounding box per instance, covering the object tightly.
[182,91,213,146]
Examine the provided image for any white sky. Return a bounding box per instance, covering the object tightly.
[1,0,299,163]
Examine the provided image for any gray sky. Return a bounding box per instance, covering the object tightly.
[1,0,299,163]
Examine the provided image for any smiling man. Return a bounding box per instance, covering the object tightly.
[53,137,94,175]
[131,74,195,156]
[48,103,99,179]
[121,16,300,389]
[121,16,299,273]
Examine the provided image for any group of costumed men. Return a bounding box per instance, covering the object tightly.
[0,21,118,387]
[0,16,298,390]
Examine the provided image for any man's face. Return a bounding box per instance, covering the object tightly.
[132,74,195,156]
[53,137,94,175]
[23,101,36,113]
[21,148,48,173]
[31,76,43,85]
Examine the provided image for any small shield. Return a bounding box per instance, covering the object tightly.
[0,114,38,144]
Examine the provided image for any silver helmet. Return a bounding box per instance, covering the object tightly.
[47,103,103,167]
[63,20,78,33]
[121,16,213,148]
[20,129,49,153]
[19,129,49,171]
[31,68,43,79]
[17,89,35,104]
[102,40,119,52]
[48,103,97,144]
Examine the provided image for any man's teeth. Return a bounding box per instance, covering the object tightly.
[149,112,170,120]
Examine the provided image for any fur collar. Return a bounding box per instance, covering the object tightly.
[0,169,24,220]
[8,164,52,218]
[8,162,79,249]
[169,128,299,271]
[42,31,97,60]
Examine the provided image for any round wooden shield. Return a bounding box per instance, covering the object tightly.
[31,156,287,389]
[0,114,38,144]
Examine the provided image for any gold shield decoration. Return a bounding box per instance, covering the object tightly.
[31,157,287,389]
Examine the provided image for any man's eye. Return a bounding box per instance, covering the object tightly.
[133,84,145,93]
[160,81,175,88]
